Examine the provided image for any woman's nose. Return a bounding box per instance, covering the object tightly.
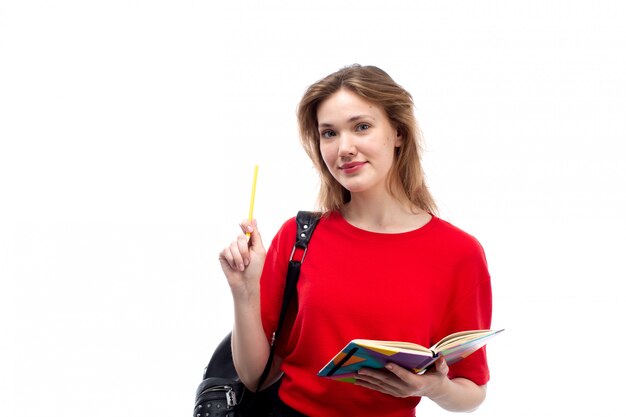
[337,133,357,157]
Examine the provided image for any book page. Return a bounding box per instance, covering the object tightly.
[432,329,497,351]
[355,339,432,355]
[431,329,503,365]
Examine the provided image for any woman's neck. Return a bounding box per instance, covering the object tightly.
[341,193,431,234]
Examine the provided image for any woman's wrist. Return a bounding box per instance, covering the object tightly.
[427,377,486,412]
[424,375,452,404]
[229,280,260,301]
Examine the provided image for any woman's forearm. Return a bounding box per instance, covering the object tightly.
[230,290,273,390]
[429,377,487,412]
[219,220,279,391]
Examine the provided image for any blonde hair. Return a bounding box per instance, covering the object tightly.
[297,64,437,214]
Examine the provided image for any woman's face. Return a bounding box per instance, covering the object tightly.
[317,88,402,197]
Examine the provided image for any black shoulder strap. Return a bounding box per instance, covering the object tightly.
[255,211,320,392]
[294,210,320,253]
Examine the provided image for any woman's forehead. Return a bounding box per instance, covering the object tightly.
[317,90,384,124]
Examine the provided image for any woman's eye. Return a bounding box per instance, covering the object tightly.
[321,130,336,138]
[356,123,370,132]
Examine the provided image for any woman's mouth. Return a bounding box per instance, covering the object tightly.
[339,161,366,174]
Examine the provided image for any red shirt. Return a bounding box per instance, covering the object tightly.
[260,212,492,417]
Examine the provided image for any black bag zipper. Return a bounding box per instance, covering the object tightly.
[197,385,238,408]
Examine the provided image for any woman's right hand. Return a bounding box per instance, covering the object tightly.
[218,219,266,296]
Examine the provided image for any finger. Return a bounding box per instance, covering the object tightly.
[229,241,246,271]
[383,363,417,383]
[357,368,402,390]
[218,247,236,271]
[243,219,264,251]
[354,374,401,397]
[435,357,449,375]
[236,234,250,266]
[239,220,254,237]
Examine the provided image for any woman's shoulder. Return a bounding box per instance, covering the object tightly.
[271,215,298,244]
[271,211,323,242]
[431,216,487,259]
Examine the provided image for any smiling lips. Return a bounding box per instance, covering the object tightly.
[339,161,366,174]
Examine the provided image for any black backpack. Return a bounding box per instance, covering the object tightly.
[193,211,320,417]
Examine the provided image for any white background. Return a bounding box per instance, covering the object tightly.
[1,1,625,416]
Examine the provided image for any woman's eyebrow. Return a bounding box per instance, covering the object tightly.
[318,115,374,128]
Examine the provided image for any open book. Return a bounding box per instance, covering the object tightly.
[318,329,503,383]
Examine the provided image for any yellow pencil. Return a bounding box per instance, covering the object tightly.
[247,165,259,236]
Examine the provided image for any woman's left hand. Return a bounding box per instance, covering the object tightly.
[354,356,449,399]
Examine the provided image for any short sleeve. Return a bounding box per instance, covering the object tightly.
[433,242,493,385]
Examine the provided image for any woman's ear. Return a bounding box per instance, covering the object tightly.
[395,128,403,147]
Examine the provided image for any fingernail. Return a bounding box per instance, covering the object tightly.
[246,225,254,232]
[239,264,245,271]
[385,364,393,370]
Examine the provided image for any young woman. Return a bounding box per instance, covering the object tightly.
[219,65,492,417]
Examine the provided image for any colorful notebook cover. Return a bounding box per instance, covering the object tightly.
[317,341,437,383]
[318,329,503,383]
